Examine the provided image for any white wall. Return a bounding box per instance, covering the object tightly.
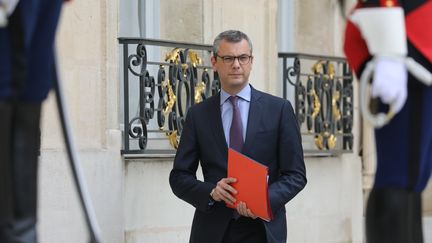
[124,159,194,243]
[38,1,123,242]
[287,155,363,243]
[38,131,123,243]
[202,0,278,94]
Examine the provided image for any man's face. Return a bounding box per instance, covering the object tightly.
[211,39,253,92]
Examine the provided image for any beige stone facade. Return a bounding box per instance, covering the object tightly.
[36,0,431,242]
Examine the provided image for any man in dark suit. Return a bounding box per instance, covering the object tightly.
[169,30,307,243]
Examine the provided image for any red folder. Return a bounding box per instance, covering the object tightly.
[227,148,273,222]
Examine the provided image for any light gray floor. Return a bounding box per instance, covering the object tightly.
[425,216,432,243]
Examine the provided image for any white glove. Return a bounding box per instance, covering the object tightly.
[372,57,408,114]
[0,6,6,27]
[0,0,19,27]
[0,0,19,15]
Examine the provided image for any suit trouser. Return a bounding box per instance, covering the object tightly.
[221,217,267,243]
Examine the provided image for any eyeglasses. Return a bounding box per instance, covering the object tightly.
[215,54,252,65]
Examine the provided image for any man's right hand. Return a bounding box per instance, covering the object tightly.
[211,177,237,205]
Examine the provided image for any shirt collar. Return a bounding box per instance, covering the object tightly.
[220,84,251,106]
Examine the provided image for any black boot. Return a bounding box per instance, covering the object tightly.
[408,192,424,243]
[0,101,14,243]
[366,188,410,243]
[10,102,42,243]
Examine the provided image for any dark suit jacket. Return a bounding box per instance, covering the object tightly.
[169,86,307,243]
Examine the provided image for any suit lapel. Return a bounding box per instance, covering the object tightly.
[208,93,228,158]
[243,87,263,153]
[207,87,263,158]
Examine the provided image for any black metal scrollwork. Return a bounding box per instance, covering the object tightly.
[211,73,221,95]
[310,61,337,150]
[306,76,320,132]
[121,37,222,154]
[125,44,154,151]
[120,38,354,155]
[287,58,306,126]
[140,71,155,122]
[157,66,167,128]
[287,57,300,86]
[296,82,306,126]
[128,117,148,150]
[280,52,354,153]
[128,44,148,77]
[119,38,216,154]
[342,64,353,150]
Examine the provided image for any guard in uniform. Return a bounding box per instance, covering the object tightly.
[0,0,64,242]
[344,0,432,242]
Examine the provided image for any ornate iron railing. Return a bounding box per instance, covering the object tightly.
[118,38,354,156]
[118,38,219,156]
[279,53,354,154]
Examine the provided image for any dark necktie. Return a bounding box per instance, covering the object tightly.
[229,96,244,152]
[228,96,243,219]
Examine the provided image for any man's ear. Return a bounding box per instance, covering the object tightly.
[210,56,217,71]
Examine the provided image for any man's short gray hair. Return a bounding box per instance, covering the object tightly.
[212,30,253,57]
